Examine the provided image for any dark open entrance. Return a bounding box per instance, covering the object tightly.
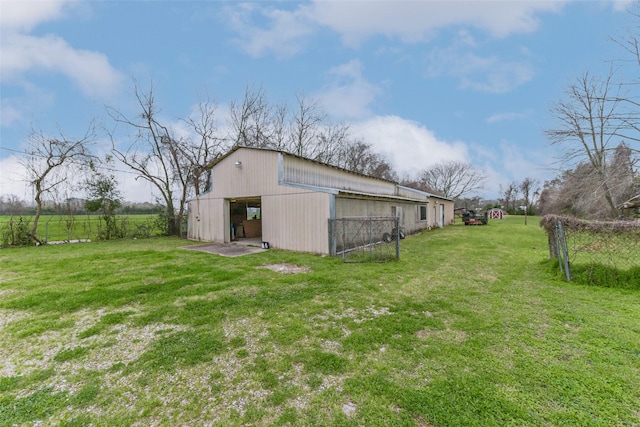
[229,197,262,241]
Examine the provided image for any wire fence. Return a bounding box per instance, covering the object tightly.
[328,216,401,262]
[540,215,640,287]
[0,215,167,246]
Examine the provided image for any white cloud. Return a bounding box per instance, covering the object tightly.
[470,140,555,198]
[316,60,381,119]
[0,1,123,99]
[2,33,123,98]
[0,102,22,127]
[0,152,163,204]
[426,43,535,93]
[310,1,565,46]
[611,0,635,12]
[351,115,468,178]
[0,0,71,32]
[224,3,315,58]
[0,155,29,199]
[223,1,567,57]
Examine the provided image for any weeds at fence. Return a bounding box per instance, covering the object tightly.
[328,216,400,262]
[541,215,640,288]
[0,214,164,247]
[0,216,35,247]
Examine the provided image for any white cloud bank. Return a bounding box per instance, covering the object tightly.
[0,155,160,204]
[0,0,123,99]
[227,1,567,56]
[316,60,382,119]
[309,1,564,46]
[351,115,468,178]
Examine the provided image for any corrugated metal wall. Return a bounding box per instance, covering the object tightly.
[335,197,431,235]
[282,156,397,196]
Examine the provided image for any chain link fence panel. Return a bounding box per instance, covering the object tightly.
[540,215,640,287]
[328,216,401,262]
[1,215,165,246]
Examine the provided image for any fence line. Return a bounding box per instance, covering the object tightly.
[540,215,640,286]
[1,215,166,246]
[328,216,400,262]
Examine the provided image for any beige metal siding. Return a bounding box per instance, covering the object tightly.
[282,155,397,196]
[335,197,431,235]
[187,148,331,251]
[263,191,331,253]
[212,149,281,197]
[188,196,225,242]
[442,199,454,225]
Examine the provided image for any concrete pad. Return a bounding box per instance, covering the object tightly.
[182,242,266,257]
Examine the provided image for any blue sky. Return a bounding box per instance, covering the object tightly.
[0,0,636,202]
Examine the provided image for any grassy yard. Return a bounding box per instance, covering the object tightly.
[0,216,638,426]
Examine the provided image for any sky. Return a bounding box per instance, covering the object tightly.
[0,0,637,203]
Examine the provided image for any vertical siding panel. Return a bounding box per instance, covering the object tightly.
[263,192,330,253]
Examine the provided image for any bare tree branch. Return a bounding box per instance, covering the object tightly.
[20,125,95,243]
[418,161,485,200]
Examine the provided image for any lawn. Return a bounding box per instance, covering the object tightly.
[0,216,638,426]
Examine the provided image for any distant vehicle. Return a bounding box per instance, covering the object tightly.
[462,210,488,225]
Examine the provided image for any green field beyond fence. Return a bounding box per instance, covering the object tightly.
[0,214,164,244]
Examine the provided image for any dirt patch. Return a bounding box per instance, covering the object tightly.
[416,328,467,344]
[256,263,310,274]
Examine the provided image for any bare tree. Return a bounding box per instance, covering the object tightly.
[314,122,351,166]
[418,160,485,200]
[228,85,274,148]
[500,181,519,213]
[546,71,626,217]
[108,82,186,235]
[20,127,94,243]
[334,139,397,181]
[181,95,228,195]
[519,177,539,224]
[270,101,289,152]
[538,143,635,219]
[519,177,539,213]
[611,3,640,151]
[288,92,324,158]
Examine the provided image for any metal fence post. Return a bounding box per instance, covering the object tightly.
[395,216,400,260]
[556,221,571,281]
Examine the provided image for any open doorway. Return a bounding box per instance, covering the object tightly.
[229,197,262,241]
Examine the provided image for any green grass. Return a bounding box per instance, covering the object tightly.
[0,217,639,426]
[0,214,163,243]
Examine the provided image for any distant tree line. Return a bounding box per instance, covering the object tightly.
[0,195,161,217]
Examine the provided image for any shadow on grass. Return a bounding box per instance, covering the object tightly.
[544,260,640,290]
[570,264,640,289]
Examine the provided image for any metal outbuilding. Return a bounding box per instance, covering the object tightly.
[186,146,454,254]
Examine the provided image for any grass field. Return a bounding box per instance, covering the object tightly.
[1,216,639,425]
[0,214,164,243]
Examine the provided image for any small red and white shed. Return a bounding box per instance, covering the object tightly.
[488,208,505,219]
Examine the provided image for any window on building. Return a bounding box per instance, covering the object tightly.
[419,205,428,221]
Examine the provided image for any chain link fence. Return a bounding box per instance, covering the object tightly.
[540,215,640,287]
[328,216,401,262]
[1,215,166,246]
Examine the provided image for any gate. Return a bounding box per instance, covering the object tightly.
[328,216,401,262]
